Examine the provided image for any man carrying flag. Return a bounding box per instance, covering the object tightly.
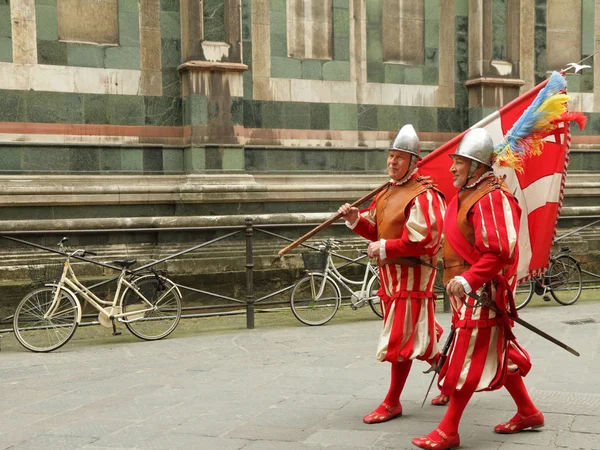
[412,72,586,450]
[338,124,448,424]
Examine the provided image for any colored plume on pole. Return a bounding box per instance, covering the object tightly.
[493,71,587,172]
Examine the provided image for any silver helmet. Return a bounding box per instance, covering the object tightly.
[452,128,494,166]
[389,124,420,158]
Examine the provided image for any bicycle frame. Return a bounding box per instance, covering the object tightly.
[307,251,378,305]
[45,259,175,325]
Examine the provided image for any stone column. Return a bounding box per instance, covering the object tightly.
[466,0,523,109]
[179,0,247,173]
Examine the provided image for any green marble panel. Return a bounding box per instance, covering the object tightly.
[366,27,383,63]
[161,0,179,12]
[424,0,439,21]
[0,147,21,172]
[455,0,468,16]
[376,105,399,131]
[244,148,266,172]
[37,40,67,65]
[143,148,163,172]
[67,43,104,68]
[333,0,349,9]
[119,0,138,12]
[26,92,83,124]
[145,97,182,126]
[243,100,262,128]
[565,73,581,92]
[35,4,58,41]
[163,148,184,173]
[283,102,310,129]
[105,46,140,70]
[438,107,467,132]
[367,61,384,83]
[120,11,141,46]
[302,59,322,80]
[162,69,181,98]
[270,32,288,57]
[161,38,181,69]
[22,147,71,172]
[418,106,438,131]
[329,103,357,131]
[424,19,439,49]
[0,90,26,122]
[270,0,286,12]
[36,0,57,5]
[333,37,349,61]
[222,147,244,171]
[185,95,208,125]
[231,97,243,125]
[366,0,382,25]
[310,103,329,130]
[384,64,404,84]
[265,150,297,171]
[334,150,366,172]
[297,149,328,171]
[71,148,100,172]
[83,94,110,124]
[243,71,253,100]
[271,56,301,79]
[122,148,144,172]
[424,47,438,67]
[270,11,286,35]
[99,148,122,172]
[404,66,423,84]
[108,95,145,125]
[492,0,507,60]
[322,60,350,81]
[0,36,11,62]
[160,11,180,39]
[333,8,349,38]
[358,105,377,131]
[0,5,12,38]
[204,0,225,42]
[423,66,438,85]
[260,101,283,128]
[582,0,595,56]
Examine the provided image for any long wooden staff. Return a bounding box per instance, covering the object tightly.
[278,181,391,257]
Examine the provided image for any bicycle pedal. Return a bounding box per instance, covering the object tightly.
[350,305,358,311]
[112,331,122,336]
[543,295,551,302]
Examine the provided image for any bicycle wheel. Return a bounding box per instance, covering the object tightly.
[366,275,383,318]
[548,255,582,305]
[122,276,182,340]
[514,280,535,310]
[290,274,340,326]
[13,286,78,352]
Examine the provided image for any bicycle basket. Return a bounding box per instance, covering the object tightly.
[301,251,328,271]
[28,262,64,284]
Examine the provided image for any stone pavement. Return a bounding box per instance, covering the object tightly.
[1,301,600,450]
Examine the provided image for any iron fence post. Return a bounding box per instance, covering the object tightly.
[443,290,450,313]
[245,217,255,329]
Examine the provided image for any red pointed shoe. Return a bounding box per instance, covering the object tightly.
[362,403,403,424]
[494,411,544,434]
[431,394,450,406]
[412,428,460,449]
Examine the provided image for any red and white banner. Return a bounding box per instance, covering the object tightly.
[418,79,570,283]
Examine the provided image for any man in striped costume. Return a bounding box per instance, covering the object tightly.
[338,124,447,424]
[413,129,544,450]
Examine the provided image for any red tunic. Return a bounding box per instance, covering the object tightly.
[350,173,446,363]
[439,175,532,394]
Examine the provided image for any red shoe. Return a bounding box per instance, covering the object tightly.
[431,394,450,406]
[494,411,544,434]
[412,428,460,449]
[362,403,403,424]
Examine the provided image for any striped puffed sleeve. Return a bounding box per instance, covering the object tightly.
[383,189,446,258]
[461,189,521,292]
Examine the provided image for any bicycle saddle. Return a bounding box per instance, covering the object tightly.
[111,259,137,268]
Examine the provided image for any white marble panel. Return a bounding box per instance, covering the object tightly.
[290,78,332,103]
[329,81,357,104]
[30,64,75,92]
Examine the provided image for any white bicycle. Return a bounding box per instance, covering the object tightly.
[13,237,182,352]
[290,238,382,326]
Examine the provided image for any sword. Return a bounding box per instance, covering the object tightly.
[467,292,580,357]
[421,326,455,408]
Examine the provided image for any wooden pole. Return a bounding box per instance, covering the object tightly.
[278,181,391,257]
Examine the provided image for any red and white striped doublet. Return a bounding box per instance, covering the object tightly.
[440,180,532,394]
[351,174,446,363]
